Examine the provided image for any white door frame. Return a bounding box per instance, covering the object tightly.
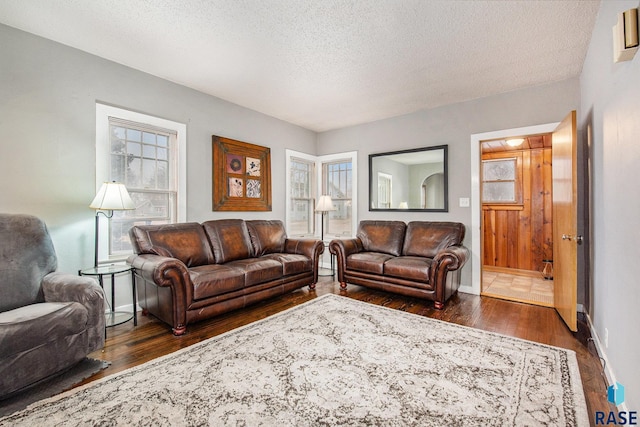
[467,122,559,296]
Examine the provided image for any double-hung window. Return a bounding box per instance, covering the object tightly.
[285,149,357,240]
[287,154,315,237]
[96,104,186,263]
[322,159,354,237]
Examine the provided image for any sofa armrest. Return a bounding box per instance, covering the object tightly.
[284,239,324,283]
[127,254,192,334]
[329,238,363,284]
[432,245,469,271]
[430,245,470,306]
[42,272,106,352]
[284,238,324,260]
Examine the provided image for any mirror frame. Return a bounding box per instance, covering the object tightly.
[368,145,448,212]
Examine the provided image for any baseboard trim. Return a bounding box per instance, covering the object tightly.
[583,310,628,412]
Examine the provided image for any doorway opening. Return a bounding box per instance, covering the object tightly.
[479,133,554,307]
[480,133,553,307]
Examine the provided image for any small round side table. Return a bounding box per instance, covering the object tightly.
[79,264,137,328]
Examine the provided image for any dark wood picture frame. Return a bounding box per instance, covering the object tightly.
[212,135,272,211]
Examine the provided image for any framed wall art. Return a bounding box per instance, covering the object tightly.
[212,135,272,211]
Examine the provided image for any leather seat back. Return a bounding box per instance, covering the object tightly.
[356,220,406,256]
[203,219,254,263]
[403,221,466,258]
[129,222,215,267]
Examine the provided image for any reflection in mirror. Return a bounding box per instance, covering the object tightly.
[369,145,448,212]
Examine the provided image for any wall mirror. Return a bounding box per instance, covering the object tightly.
[369,145,448,212]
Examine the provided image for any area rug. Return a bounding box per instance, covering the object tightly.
[0,357,110,418]
[0,294,588,426]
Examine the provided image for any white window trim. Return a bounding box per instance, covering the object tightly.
[285,149,358,239]
[95,103,187,263]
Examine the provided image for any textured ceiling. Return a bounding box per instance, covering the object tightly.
[0,0,600,132]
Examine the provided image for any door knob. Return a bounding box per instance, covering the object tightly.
[562,234,583,245]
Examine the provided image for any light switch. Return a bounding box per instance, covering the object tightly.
[459,197,470,208]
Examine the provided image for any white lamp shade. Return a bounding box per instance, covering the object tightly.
[315,195,336,212]
[398,202,409,209]
[90,182,135,210]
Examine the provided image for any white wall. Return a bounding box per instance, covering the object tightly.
[0,24,316,276]
[317,79,581,287]
[580,0,640,410]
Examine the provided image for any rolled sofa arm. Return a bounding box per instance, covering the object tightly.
[329,238,363,284]
[430,245,470,307]
[285,239,324,284]
[432,245,470,271]
[284,238,324,260]
[42,272,106,352]
[127,254,192,334]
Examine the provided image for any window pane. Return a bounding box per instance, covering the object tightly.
[127,158,142,187]
[483,182,515,202]
[157,134,168,147]
[142,158,156,188]
[328,200,352,236]
[127,129,141,142]
[483,159,515,181]
[110,154,126,182]
[157,147,168,160]
[289,199,312,235]
[127,142,141,156]
[158,160,169,189]
[142,131,156,144]
[143,144,156,158]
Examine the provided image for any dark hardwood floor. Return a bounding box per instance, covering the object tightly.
[83,276,612,425]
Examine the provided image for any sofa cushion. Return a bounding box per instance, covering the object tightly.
[383,256,432,285]
[356,220,406,257]
[189,265,245,300]
[403,222,466,258]
[203,219,253,264]
[264,253,312,276]
[225,258,283,287]
[347,252,394,275]
[130,223,215,268]
[246,220,287,256]
[0,302,88,357]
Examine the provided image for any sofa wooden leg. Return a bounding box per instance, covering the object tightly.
[339,282,347,289]
[309,282,316,290]
[434,301,444,310]
[172,325,186,336]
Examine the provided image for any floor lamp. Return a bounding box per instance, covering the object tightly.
[89,181,135,267]
[315,195,336,242]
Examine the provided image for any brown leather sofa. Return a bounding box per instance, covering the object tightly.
[127,219,323,335]
[329,220,469,309]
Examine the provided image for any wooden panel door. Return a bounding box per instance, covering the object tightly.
[552,111,579,332]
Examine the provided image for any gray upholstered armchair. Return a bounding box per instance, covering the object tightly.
[0,213,105,398]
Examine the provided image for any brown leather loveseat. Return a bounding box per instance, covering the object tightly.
[330,220,468,309]
[128,219,323,335]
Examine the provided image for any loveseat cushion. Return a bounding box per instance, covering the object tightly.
[264,253,312,276]
[0,302,88,357]
[203,219,253,264]
[225,258,283,287]
[356,220,406,256]
[402,221,466,258]
[189,264,246,300]
[246,220,287,256]
[383,256,432,285]
[347,252,394,274]
[130,223,215,268]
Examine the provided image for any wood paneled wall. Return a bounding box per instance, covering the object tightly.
[482,148,553,272]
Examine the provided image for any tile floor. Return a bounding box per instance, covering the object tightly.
[481,267,554,307]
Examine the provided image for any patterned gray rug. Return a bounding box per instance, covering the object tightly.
[0,295,588,426]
